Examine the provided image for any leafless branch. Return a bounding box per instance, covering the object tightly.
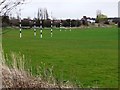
[0,0,26,15]
[0,0,7,6]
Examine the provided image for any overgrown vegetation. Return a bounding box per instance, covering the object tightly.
[1,51,76,88]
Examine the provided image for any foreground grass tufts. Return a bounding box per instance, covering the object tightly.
[1,51,76,88]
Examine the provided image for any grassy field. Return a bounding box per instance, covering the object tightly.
[2,27,118,88]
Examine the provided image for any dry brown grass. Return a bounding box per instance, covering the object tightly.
[1,51,76,88]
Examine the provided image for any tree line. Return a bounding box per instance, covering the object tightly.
[4,17,82,28]
[1,15,119,28]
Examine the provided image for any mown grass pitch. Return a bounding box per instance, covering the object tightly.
[2,27,118,87]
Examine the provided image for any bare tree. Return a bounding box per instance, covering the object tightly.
[44,8,49,20]
[37,8,40,20]
[0,0,26,16]
[37,8,49,20]
[96,10,102,17]
[40,9,43,20]
[37,8,43,20]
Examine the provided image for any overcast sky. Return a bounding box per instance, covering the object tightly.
[14,0,119,19]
